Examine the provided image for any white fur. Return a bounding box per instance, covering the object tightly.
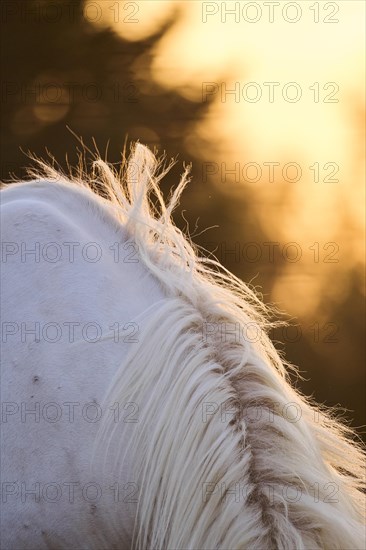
[1,175,166,549]
[1,144,365,549]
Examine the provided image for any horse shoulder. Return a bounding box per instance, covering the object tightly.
[0,181,163,549]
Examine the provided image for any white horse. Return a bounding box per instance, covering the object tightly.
[1,144,365,549]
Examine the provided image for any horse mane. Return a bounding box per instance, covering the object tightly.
[13,143,366,548]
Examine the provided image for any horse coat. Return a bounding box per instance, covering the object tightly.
[1,144,365,549]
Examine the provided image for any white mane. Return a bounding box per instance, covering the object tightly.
[13,143,365,549]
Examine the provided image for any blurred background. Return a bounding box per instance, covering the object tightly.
[1,0,365,438]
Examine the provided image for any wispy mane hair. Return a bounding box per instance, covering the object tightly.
[18,143,366,549]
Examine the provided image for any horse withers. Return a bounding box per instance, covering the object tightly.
[1,144,365,549]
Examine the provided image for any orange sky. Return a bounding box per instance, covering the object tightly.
[85,0,365,318]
